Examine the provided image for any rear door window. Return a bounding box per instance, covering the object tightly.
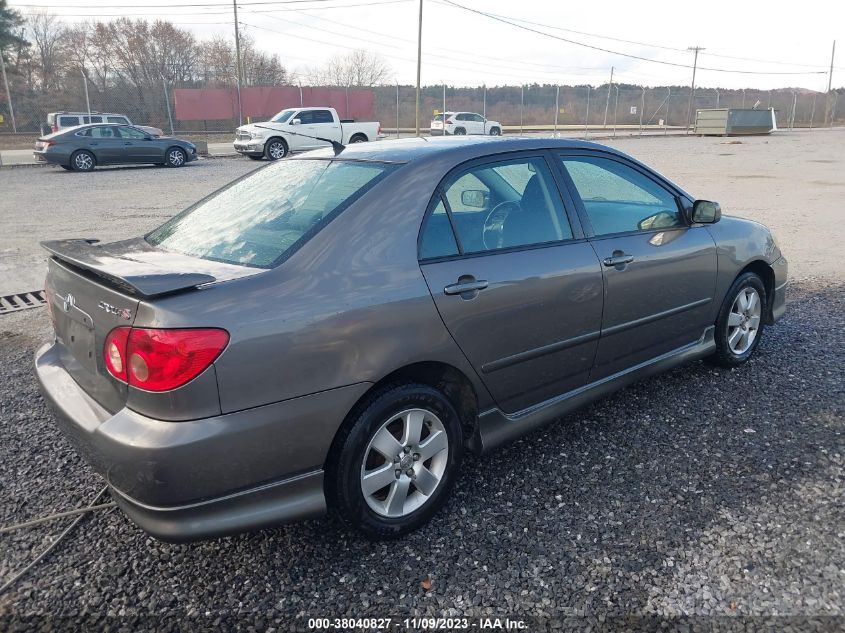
[119,126,147,139]
[90,126,118,138]
[419,198,459,259]
[420,156,572,256]
[59,116,80,127]
[107,116,130,124]
[312,110,334,124]
[147,159,395,267]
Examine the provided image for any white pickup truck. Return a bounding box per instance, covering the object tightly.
[234,107,383,160]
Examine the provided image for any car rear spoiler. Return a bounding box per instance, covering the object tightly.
[41,238,217,298]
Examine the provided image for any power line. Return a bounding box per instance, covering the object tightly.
[15,0,398,7]
[241,7,604,79]
[443,2,833,71]
[15,0,411,13]
[239,19,597,84]
[278,6,610,75]
[438,0,828,76]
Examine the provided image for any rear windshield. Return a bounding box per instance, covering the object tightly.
[147,159,394,268]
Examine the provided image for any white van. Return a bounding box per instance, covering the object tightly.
[47,112,164,137]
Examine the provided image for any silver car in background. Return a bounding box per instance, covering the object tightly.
[35,137,787,541]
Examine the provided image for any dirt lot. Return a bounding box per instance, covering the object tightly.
[1,129,842,296]
[0,131,842,629]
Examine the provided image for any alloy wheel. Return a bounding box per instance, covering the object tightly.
[268,141,286,159]
[727,287,762,354]
[168,149,185,166]
[360,408,449,518]
[74,153,93,170]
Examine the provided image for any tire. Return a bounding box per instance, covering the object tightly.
[453,127,467,135]
[708,272,767,367]
[489,127,501,136]
[326,383,463,540]
[70,150,95,172]
[264,137,287,160]
[165,147,186,167]
[349,133,368,143]
[248,155,264,161]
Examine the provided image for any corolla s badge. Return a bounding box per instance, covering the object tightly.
[98,301,132,321]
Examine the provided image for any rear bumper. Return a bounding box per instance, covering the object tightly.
[111,470,325,542]
[33,150,65,165]
[35,342,369,540]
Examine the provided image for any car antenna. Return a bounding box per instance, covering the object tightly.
[251,123,345,156]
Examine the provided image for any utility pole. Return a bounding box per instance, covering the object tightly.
[827,40,837,93]
[162,75,175,135]
[233,0,244,126]
[603,66,614,128]
[520,84,524,134]
[414,0,423,136]
[0,51,16,133]
[686,46,704,132]
[825,40,836,126]
[82,69,91,118]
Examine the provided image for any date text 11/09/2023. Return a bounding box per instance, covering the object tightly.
[307,617,528,630]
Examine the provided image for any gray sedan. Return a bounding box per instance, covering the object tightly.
[34,123,198,171]
[35,137,787,541]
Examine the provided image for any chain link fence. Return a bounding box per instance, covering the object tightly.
[0,72,842,138]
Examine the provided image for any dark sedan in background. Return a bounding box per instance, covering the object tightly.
[34,123,198,171]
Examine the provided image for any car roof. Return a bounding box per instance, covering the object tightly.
[300,136,623,164]
[43,122,136,139]
[51,112,127,117]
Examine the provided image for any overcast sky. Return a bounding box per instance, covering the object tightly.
[11,0,843,91]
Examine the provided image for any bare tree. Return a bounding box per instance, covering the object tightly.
[26,11,65,92]
[198,32,287,86]
[240,33,287,85]
[309,49,392,87]
[197,35,236,85]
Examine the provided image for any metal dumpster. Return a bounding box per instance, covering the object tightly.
[694,108,777,135]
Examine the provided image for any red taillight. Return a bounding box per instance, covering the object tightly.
[377,125,381,135]
[104,326,131,382]
[51,124,58,132]
[103,327,229,392]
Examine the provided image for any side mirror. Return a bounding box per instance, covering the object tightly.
[291,119,301,126]
[461,189,488,208]
[691,200,721,224]
[143,136,153,141]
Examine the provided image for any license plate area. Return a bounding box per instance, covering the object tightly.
[64,319,97,373]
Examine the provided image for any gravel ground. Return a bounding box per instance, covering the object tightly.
[0,281,842,629]
[0,133,843,630]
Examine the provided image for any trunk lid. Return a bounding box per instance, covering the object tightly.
[43,237,261,412]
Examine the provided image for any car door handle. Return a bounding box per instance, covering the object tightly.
[602,254,635,267]
[444,279,488,295]
[124,142,132,145]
